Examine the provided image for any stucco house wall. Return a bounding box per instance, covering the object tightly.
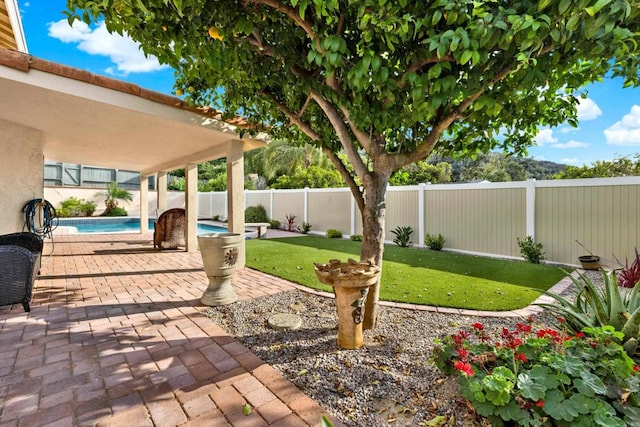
[0,118,44,234]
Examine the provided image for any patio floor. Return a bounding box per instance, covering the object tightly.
[0,233,341,427]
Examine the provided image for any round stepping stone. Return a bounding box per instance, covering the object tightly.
[268,313,302,330]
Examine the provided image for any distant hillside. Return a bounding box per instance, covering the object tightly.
[515,157,568,180]
[427,153,567,183]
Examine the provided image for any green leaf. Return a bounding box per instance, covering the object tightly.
[591,0,613,15]
[320,415,334,427]
[542,389,578,422]
[575,371,607,397]
[460,50,473,64]
[424,415,446,426]
[537,0,553,11]
[242,403,252,415]
[432,10,442,26]
[517,372,547,401]
[558,0,571,14]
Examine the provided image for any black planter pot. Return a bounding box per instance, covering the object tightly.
[578,255,600,270]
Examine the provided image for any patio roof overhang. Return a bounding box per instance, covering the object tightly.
[0,0,27,53]
[0,48,266,175]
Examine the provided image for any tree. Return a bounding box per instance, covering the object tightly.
[99,182,133,215]
[67,0,640,329]
[258,139,333,182]
[554,154,640,179]
[270,165,345,188]
[389,161,451,185]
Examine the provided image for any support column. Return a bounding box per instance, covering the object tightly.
[140,174,149,234]
[185,163,198,252]
[157,171,168,216]
[227,140,245,267]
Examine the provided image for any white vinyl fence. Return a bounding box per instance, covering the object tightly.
[47,176,640,267]
[198,177,640,267]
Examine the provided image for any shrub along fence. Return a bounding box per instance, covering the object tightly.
[199,176,640,268]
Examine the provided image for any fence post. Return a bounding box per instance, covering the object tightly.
[304,187,309,223]
[525,179,536,238]
[418,183,426,247]
[244,189,247,213]
[224,190,228,220]
[350,192,356,236]
[269,189,274,219]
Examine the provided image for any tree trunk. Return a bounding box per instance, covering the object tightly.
[360,175,388,330]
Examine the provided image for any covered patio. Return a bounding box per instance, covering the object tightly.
[0,233,338,426]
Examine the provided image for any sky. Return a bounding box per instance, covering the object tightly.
[16,1,640,167]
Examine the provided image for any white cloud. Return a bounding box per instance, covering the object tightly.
[604,105,640,146]
[576,98,602,121]
[561,158,581,164]
[47,19,167,75]
[552,140,589,149]
[533,128,557,145]
[559,126,580,134]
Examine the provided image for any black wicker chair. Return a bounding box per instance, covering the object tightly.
[0,232,43,273]
[0,246,37,312]
[0,232,43,312]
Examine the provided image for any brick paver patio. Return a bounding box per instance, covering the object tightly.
[0,234,340,427]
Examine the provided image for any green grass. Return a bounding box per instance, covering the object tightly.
[245,236,569,311]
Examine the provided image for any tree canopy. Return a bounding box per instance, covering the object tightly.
[66,0,640,328]
[554,154,640,178]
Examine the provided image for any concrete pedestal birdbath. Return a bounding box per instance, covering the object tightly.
[313,258,380,349]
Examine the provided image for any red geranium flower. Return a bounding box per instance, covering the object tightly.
[454,360,475,376]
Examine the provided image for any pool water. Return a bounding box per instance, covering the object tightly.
[57,218,228,234]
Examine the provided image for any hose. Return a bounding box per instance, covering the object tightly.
[22,199,58,242]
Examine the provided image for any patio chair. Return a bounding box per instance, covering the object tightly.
[0,232,43,274]
[0,245,38,312]
[153,208,186,250]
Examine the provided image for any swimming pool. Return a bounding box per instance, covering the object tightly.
[57,217,228,234]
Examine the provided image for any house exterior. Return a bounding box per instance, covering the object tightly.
[0,2,264,266]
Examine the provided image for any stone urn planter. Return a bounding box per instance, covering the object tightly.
[313,258,380,349]
[198,232,243,306]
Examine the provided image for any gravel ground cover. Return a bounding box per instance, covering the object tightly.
[204,272,598,426]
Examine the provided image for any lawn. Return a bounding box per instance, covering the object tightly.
[245,236,569,311]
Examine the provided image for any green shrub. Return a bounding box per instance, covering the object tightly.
[350,234,363,241]
[82,200,97,216]
[301,221,312,234]
[391,226,413,247]
[539,269,640,359]
[57,197,97,217]
[212,214,221,221]
[517,235,545,264]
[326,229,342,239]
[269,219,281,229]
[104,207,127,216]
[425,233,445,251]
[245,204,269,223]
[435,323,640,426]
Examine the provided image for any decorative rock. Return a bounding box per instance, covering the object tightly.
[289,302,307,312]
[268,313,303,330]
